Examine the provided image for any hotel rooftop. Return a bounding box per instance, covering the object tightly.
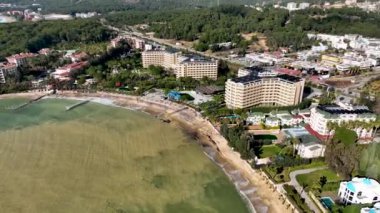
[317,104,374,115]
[230,74,303,84]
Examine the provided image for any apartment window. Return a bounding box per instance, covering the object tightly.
[357,191,362,197]
[374,197,378,201]
[350,192,354,196]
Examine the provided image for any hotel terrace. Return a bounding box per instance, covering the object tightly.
[225,71,305,109]
[142,50,218,80]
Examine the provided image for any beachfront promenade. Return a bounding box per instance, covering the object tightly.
[0,91,297,213]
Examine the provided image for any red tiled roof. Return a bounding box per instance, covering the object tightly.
[61,61,88,70]
[305,124,329,141]
[7,53,37,60]
[0,63,17,69]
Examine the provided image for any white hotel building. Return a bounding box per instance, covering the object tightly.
[309,103,376,138]
[225,73,305,109]
[142,50,218,80]
[339,178,380,205]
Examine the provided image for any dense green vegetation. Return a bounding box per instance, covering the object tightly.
[360,143,380,180]
[220,124,250,159]
[106,6,312,52]
[283,184,313,213]
[292,7,380,38]
[325,127,361,178]
[0,19,113,60]
[0,0,320,13]
[106,6,380,52]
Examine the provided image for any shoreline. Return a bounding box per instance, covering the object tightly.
[0,91,294,213]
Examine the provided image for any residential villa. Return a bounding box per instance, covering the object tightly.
[295,140,325,158]
[246,112,266,125]
[338,178,380,205]
[52,61,88,81]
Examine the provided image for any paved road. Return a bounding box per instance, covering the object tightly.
[101,20,246,66]
[287,167,327,213]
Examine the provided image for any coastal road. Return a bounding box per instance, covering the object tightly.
[101,20,245,65]
[286,167,327,213]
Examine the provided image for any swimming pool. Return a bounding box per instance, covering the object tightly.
[320,197,335,210]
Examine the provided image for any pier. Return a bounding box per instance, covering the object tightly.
[65,99,90,111]
[6,94,46,111]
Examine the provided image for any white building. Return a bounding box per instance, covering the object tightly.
[345,0,357,5]
[361,203,380,213]
[246,112,266,125]
[339,178,380,205]
[299,2,310,9]
[142,50,218,80]
[309,103,376,138]
[311,43,329,52]
[295,141,325,158]
[265,117,280,128]
[237,66,277,78]
[287,2,298,10]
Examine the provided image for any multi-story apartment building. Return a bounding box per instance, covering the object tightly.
[142,50,218,80]
[309,103,376,138]
[176,59,218,80]
[338,177,380,205]
[142,50,178,69]
[0,63,17,84]
[225,74,305,109]
[6,53,37,67]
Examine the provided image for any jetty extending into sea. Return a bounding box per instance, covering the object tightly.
[65,99,90,111]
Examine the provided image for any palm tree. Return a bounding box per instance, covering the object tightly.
[292,137,300,156]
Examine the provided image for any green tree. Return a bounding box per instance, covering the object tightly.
[319,176,327,189]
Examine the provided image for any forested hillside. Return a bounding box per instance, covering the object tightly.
[106,6,380,52]
[0,0,315,13]
[0,19,113,59]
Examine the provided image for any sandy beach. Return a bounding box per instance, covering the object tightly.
[0,91,295,213]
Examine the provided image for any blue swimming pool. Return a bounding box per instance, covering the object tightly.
[320,197,335,210]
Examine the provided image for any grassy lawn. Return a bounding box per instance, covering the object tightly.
[296,169,342,193]
[264,161,327,183]
[260,145,282,158]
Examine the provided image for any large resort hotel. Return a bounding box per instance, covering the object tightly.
[225,67,305,109]
[142,50,218,80]
[309,103,377,138]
